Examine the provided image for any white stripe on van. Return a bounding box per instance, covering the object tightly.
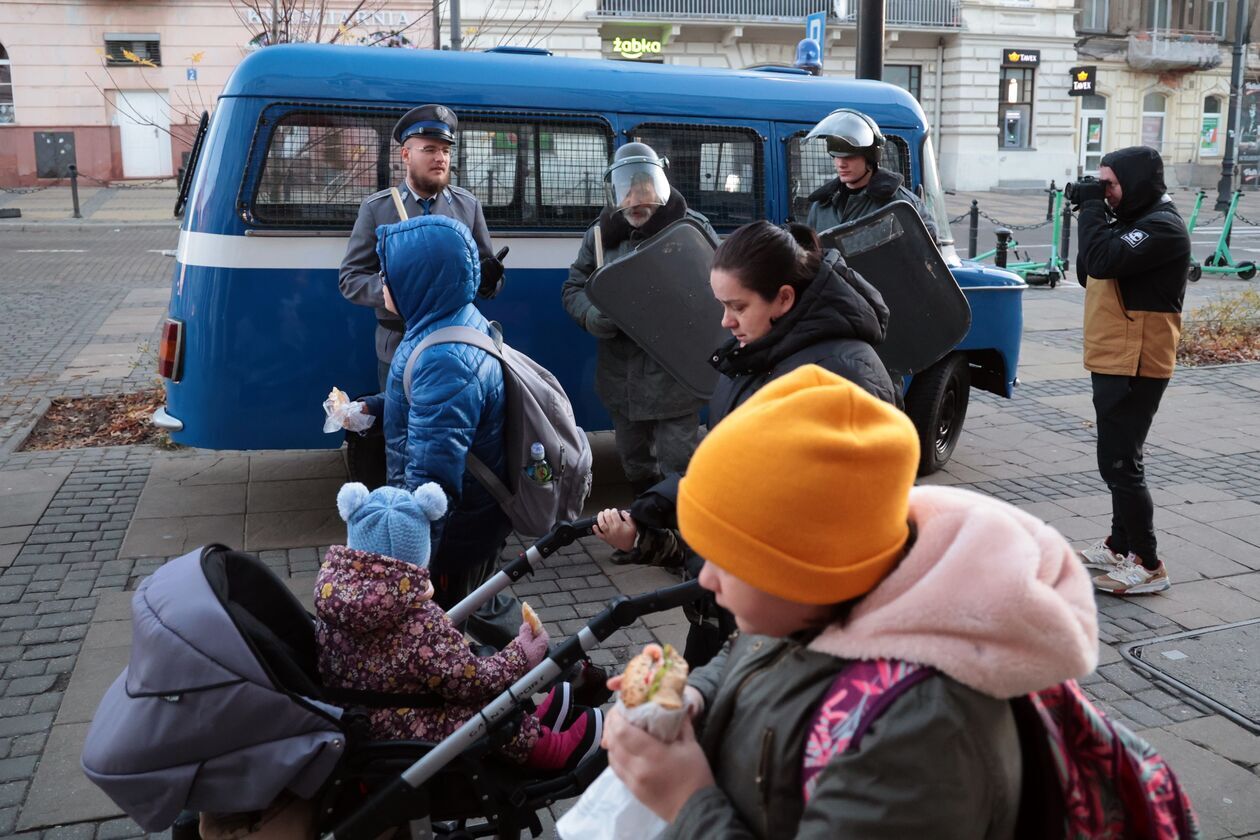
[176,230,582,271]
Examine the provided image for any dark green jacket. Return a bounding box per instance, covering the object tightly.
[561,197,714,421]
[667,634,1022,840]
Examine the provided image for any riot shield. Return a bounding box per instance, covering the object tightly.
[586,218,727,399]
[819,201,971,377]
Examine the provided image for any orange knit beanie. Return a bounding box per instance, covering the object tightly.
[678,365,919,605]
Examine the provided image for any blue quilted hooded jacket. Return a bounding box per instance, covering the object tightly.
[378,215,507,544]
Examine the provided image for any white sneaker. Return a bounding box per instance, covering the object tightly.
[1092,554,1171,596]
[1080,538,1125,572]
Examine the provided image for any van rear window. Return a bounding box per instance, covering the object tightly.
[627,123,763,232]
[787,133,910,222]
[246,105,613,231]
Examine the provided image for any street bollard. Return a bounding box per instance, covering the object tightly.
[1060,198,1072,273]
[1046,180,1056,221]
[968,199,979,259]
[995,228,1012,269]
[68,164,81,219]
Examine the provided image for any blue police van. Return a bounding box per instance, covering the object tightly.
[156,43,1024,474]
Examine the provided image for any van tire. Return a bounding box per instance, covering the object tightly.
[905,353,970,476]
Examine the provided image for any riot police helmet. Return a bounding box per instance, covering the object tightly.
[604,142,671,212]
[805,109,885,165]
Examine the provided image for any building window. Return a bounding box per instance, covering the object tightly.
[1081,0,1108,32]
[1207,0,1228,38]
[1141,92,1166,152]
[999,67,1034,149]
[1145,0,1171,30]
[1201,96,1222,156]
[104,34,162,66]
[885,65,921,101]
[0,44,13,125]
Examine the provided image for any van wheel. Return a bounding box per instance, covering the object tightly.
[905,354,970,476]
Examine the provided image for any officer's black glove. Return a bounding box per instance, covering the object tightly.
[1069,179,1105,211]
[477,247,510,299]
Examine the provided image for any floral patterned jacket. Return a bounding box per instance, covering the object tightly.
[314,546,532,741]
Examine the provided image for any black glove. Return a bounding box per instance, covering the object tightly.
[477,246,510,299]
[1070,179,1105,210]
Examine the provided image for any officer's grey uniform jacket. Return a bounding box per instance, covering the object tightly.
[805,168,937,241]
[340,183,493,364]
[561,195,714,422]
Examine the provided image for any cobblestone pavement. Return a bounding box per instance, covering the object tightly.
[1,217,1259,839]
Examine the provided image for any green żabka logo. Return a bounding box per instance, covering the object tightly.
[613,37,662,59]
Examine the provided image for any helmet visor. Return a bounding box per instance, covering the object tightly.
[805,111,878,154]
[604,162,671,212]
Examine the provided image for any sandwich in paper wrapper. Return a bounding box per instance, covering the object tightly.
[556,644,689,840]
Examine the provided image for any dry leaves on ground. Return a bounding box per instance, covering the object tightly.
[20,387,169,450]
[1177,287,1260,367]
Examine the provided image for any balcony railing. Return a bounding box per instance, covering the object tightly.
[591,0,961,27]
[1127,30,1222,71]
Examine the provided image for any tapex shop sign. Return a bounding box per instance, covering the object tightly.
[1002,49,1040,67]
[1070,66,1096,96]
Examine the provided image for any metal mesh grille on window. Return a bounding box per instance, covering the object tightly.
[788,133,910,222]
[628,123,763,231]
[250,108,611,229]
[454,118,612,229]
[253,109,402,227]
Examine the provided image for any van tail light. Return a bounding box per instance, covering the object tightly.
[158,318,184,381]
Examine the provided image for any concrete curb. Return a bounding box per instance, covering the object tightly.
[0,222,181,231]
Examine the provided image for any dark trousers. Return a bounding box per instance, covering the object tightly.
[1091,373,1169,567]
[430,507,521,649]
[608,408,700,488]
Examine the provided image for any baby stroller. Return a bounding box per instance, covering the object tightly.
[81,518,701,839]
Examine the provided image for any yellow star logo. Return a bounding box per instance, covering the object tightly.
[1008,51,1021,62]
[1077,69,1090,81]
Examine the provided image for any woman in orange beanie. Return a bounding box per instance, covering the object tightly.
[593,220,898,667]
[602,365,1099,839]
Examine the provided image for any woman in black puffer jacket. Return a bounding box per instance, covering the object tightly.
[594,221,900,667]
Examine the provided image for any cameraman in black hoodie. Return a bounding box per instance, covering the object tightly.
[1072,146,1190,596]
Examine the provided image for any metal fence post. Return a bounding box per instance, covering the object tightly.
[1046,180,1055,221]
[68,164,81,219]
[995,228,1011,268]
[968,199,979,259]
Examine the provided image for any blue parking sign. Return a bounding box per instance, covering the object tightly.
[806,11,826,46]
[186,68,198,81]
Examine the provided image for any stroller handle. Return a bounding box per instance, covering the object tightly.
[445,515,600,627]
[321,578,703,840]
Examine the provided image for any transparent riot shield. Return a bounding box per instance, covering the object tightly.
[819,201,971,377]
[586,218,726,399]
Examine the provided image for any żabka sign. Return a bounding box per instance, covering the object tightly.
[613,37,662,60]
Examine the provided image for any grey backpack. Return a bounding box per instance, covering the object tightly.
[405,325,593,538]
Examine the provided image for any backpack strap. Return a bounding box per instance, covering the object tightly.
[402,325,513,508]
[801,658,936,802]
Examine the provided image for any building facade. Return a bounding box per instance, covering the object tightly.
[0,0,434,186]
[1071,0,1259,189]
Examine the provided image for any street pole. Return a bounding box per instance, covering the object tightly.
[1216,0,1253,211]
[432,0,441,49]
[450,0,462,50]
[269,0,279,45]
[856,0,884,80]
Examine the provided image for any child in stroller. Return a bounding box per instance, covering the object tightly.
[319,481,603,770]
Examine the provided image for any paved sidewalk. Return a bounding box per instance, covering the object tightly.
[1,219,1259,837]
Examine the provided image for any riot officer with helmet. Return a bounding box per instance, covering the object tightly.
[804,108,937,240]
[340,104,508,387]
[562,142,717,496]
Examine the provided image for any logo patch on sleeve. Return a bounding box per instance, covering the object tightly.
[1121,229,1149,248]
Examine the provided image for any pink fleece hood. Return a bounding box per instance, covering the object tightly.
[809,486,1099,699]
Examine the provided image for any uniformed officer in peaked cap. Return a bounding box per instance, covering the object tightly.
[340,104,507,386]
